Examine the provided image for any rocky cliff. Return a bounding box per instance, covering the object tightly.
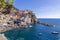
[0,4,37,32]
[0,0,54,33]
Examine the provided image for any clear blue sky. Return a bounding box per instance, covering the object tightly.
[14,0,60,18]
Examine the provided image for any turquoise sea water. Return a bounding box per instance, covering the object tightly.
[3,19,60,40]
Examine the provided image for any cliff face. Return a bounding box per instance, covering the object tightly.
[0,6,37,32]
[0,0,38,40]
[0,0,38,33]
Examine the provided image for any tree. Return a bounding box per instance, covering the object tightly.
[0,0,6,8]
[0,0,14,8]
[5,0,14,5]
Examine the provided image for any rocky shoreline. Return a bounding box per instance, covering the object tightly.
[0,7,54,33]
[0,0,54,33]
[0,7,37,33]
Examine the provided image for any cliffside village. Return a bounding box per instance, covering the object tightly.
[0,0,54,33]
[0,7,37,32]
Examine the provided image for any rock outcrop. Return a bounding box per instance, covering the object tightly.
[0,5,37,32]
[0,34,7,40]
[0,0,54,33]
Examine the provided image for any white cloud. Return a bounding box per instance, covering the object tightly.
[35,6,60,18]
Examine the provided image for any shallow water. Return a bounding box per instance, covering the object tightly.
[2,19,60,40]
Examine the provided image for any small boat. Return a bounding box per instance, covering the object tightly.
[38,33,42,36]
[52,32,59,34]
[29,25,32,28]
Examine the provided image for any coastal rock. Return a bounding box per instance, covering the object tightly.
[0,0,54,33]
[0,34,7,40]
[0,0,37,32]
